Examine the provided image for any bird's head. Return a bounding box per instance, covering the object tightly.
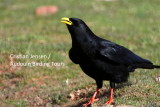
[61,17,84,26]
[61,17,94,36]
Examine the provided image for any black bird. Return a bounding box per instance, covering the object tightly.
[61,17,160,106]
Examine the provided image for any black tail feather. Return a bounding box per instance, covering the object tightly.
[153,65,160,68]
[132,64,160,69]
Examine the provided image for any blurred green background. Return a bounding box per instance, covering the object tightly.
[0,0,160,106]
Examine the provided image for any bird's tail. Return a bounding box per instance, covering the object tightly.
[133,64,160,69]
[153,65,160,68]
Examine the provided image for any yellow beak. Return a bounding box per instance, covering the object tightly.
[61,17,72,25]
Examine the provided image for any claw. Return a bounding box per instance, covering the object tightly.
[104,98,114,105]
[83,98,99,106]
[94,98,99,101]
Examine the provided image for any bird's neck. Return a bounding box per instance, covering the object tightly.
[71,30,96,45]
[67,24,98,49]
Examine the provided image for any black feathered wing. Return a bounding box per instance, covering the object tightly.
[99,41,153,67]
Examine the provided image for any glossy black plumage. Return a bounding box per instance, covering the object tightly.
[62,17,160,105]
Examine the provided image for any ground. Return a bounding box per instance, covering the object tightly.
[0,0,160,107]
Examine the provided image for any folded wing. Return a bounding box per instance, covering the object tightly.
[99,41,153,68]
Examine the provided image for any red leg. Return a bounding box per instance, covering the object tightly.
[104,88,114,105]
[83,88,100,106]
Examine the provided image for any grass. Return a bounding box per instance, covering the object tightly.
[0,0,160,106]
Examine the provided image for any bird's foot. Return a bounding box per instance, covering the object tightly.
[104,98,114,105]
[83,88,100,106]
[83,98,99,106]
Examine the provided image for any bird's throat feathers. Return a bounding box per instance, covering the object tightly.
[66,23,96,43]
